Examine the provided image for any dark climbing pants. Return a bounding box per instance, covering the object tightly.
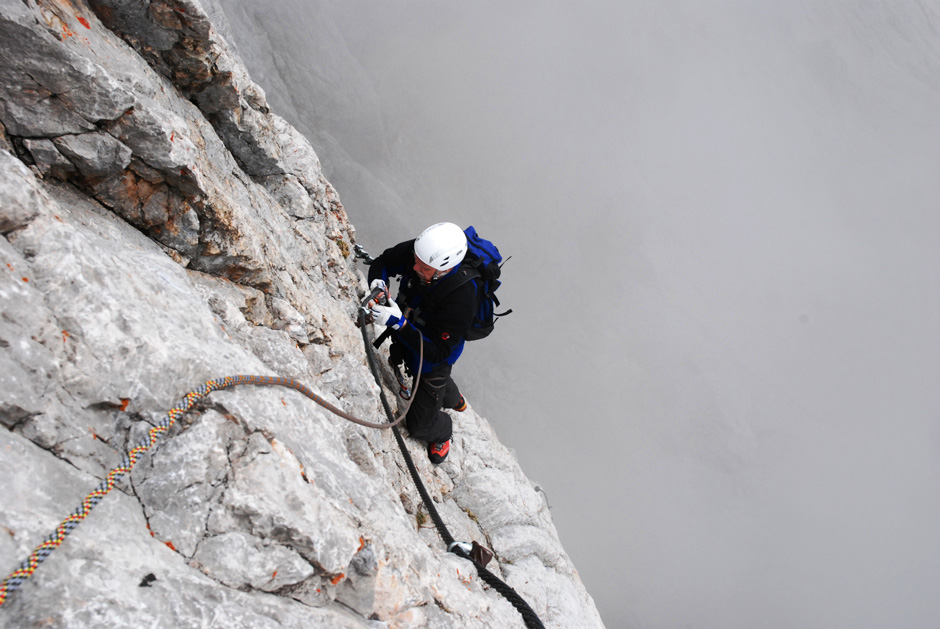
[405,364,461,444]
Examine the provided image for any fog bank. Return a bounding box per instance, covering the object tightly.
[220,2,940,626]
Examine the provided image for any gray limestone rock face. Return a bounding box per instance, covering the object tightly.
[0,151,43,234]
[0,0,605,626]
[0,6,134,137]
[193,530,316,592]
[0,236,56,428]
[21,139,77,180]
[53,131,133,178]
[0,428,372,629]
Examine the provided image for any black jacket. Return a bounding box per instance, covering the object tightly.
[368,239,478,373]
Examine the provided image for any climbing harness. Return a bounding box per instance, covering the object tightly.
[0,292,543,628]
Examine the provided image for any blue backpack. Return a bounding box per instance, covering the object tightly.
[458,226,512,340]
[421,226,511,341]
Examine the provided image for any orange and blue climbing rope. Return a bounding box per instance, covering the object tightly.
[0,374,408,608]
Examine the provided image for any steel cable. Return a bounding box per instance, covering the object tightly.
[358,312,545,629]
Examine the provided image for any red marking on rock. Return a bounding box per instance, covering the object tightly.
[77,16,91,29]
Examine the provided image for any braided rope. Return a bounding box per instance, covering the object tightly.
[0,373,392,607]
[2,321,544,627]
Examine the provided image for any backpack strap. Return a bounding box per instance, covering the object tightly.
[410,265,480,328]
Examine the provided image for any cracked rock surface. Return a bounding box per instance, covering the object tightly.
[0,0,603,627]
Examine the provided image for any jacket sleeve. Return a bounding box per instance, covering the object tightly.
[367,239,415,285]
[392,278,478,364]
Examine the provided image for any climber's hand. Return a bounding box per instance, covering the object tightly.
[363,279,388,311]
[370,300,405,330]
[370,278,387,297]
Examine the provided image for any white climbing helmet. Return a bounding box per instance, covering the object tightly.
[414,222,467,272]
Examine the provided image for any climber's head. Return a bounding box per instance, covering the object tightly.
[413,222,466,282]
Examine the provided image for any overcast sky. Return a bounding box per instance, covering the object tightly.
[220,2,940,626]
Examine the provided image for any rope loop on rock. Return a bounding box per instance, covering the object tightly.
[0,369,412,608]
[1,318,543,628]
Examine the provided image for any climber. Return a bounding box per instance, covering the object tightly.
[366,222,475,464]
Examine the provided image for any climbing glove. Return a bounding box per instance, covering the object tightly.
[365,278,389,312]
[370,300,405,330]
[369,278,388,301]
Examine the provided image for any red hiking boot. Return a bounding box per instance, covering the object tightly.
[452,395,467,412]
[428,440,450,464]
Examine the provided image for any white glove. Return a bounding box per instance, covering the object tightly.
[370,300,406,330]
[368,278,389,307]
